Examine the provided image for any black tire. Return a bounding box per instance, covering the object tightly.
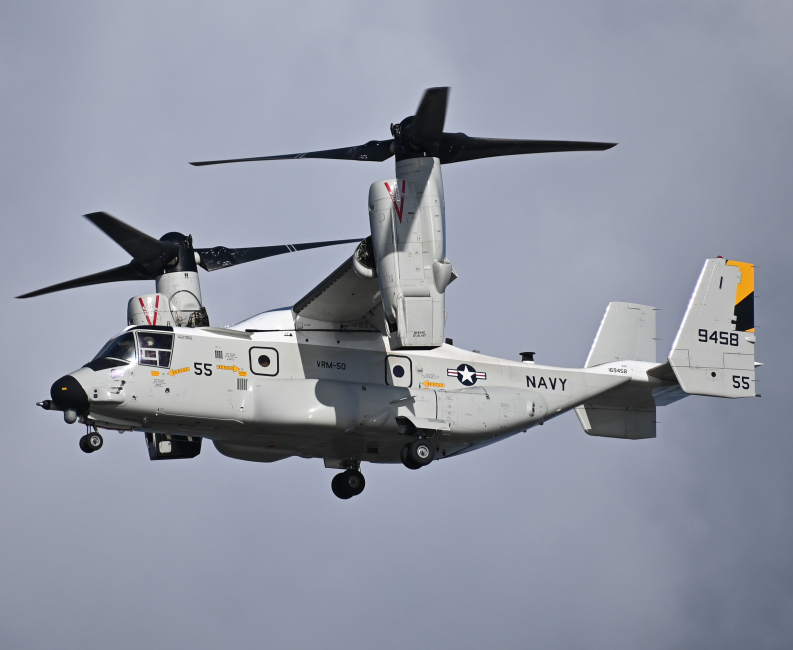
[409,439,435,467]
[85,432,103,452]
[400,443,421,470]
[341,469,365,496]
[78,435,93,454]
[331,473,353,499]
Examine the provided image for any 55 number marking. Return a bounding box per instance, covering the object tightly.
[194,362,213,376]
[732,375,751,390]
[698,329,739,346]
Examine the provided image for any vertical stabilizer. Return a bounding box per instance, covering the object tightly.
[577,302,658,439]
[667,258,756,398]
[585,302,656,367]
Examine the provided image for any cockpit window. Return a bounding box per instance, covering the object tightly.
[136,331,173,368]
[93,332,136,363]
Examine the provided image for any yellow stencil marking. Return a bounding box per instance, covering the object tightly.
[150,371,160,377]
[726,260,754,305]
[168,367,190,376]
[422,381,445,388]
[238,371,247,377]
[217,364,240,372]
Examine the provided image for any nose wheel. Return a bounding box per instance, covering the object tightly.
[331,469,365,499]
[401,439,435,470]
[79,431,103,454]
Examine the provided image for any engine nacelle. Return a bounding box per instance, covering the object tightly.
[128,293,172,327]
[127,270,209,328]
[155,271,208,327]
[369,156,453,348]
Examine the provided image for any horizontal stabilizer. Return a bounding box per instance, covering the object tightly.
[576,301,687,440]
[575,365,689,439]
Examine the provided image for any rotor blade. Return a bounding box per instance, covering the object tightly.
[410,87,449,147]
[84,212,179,269]
[189,140,394,167]
[195,237,363,272]
[16,263,152,299]
[437,135,617,164]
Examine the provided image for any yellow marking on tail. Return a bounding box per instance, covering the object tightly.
[726,260,754,305]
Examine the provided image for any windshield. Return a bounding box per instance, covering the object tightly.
[93,332,136,363]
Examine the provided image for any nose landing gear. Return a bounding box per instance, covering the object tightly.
[79,428,104,454]
[331,468,366,499]
[401,439,435,470]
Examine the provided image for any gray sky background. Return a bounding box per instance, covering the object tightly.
[2,2,792,648]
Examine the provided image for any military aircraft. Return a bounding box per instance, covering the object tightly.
[20,88,759,499]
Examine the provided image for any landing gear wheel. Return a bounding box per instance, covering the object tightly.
[87,433,103,451]
[402,439,435,469]
[344,469,365,496]
[331,473,351,499]
[400,444,421,470]
[331,469,365,499]
[80,432,103,453]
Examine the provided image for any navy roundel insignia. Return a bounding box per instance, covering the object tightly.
[447,364,487,386]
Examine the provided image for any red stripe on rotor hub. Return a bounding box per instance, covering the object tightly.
[139,297,152,325]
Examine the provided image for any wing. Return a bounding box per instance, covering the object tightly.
[293,241,381,324]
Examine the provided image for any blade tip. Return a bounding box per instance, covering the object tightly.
[16,289,43,298]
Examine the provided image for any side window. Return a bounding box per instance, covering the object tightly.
[386,355,412,387]
[136,332,174,368]
[249,347,279,376]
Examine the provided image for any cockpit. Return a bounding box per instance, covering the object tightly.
[84,329,174,371]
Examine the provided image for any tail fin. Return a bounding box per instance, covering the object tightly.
[662,258,756,398]
[584,302,657,367]
[577,302,658,439]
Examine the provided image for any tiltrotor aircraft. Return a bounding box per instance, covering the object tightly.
[21,88,759,499]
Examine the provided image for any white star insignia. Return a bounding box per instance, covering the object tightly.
[458,365,475,383]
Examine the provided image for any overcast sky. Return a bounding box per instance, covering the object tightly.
[2,2,792,648]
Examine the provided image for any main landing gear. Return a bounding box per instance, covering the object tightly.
[331,468,366,500]
[329,439,436,499]
[79,429,103,454]
[401,439,435,470]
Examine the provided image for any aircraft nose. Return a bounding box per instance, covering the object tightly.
[50,374,90,415]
